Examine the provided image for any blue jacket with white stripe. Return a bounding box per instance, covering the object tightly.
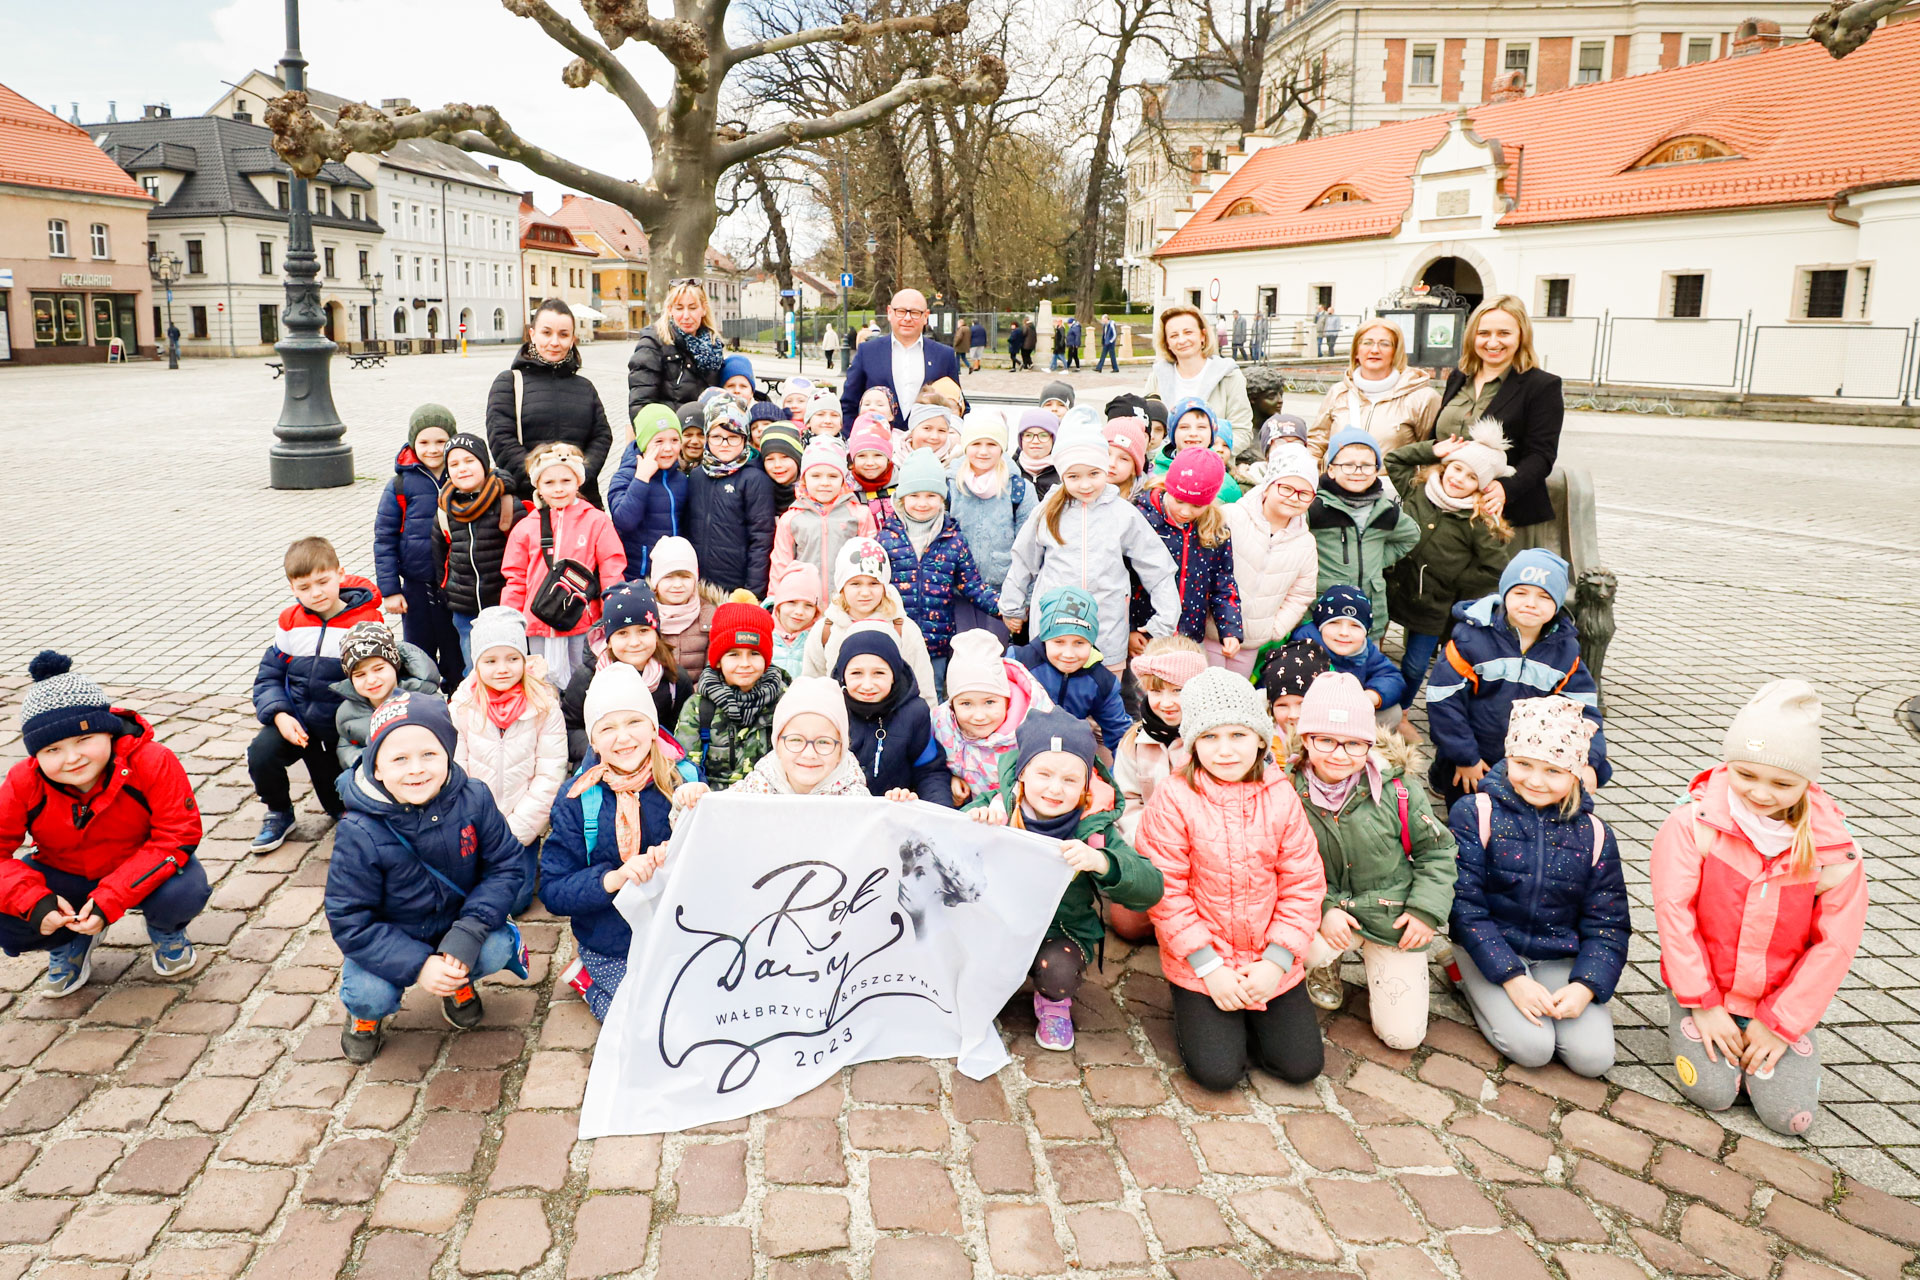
[1424,594,1609,783]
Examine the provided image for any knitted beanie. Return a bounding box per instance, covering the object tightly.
[1016,407,1059,441]
[1259,414,1310,454]
[527,441,587,488]
[600,581,661,636]
[1326,426,1382,467]
[1033,586,1100,645]
[367,691,458,764]
[760,423,805,465]
[1259,640,1331,701]
[1015,707,1097,779]
[1104,417,1147,474]
[1295,671,1374,741]
[784,375,815,396]
[583,662,657,737]
[894,448,948,498]
[720,354,755,387]
[340,621,402,675]
[469,605,529,658]
[806,391,842,422]
[1264,453,1319,490]
[677,402,706,434]
[1311,585,1373,633]
[1722,679,1822,781]
[1178,667,1274,748]
[773,675,849,743]
[21,652,119,755]
[1449,418,1514,490]
[1039,380,1076,409]
[1499,548,1572,609]
[800,436,848,476]
[632,403,680,453]
[1049,423,1110,477]
[947,630,1011,700]
[647,536,699,587]
[1131,645,1208,690]
[958,409,1008,450]
[708,601,775,668]
[1164,447,1226,506]
[1103,392,1151,423]
[748,401,788,426]
[847,423,893,459]
[906,403,953,435]
[1505,695,1596,773]
[408,403,456,446]
[770,562,823,608]
[834,537,892,591]
[445,432,491,470]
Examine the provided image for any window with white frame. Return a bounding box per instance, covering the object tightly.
[48,219,70,256]
[1663,271,1707,318]
[463,261,472,287]
[141,174,160,200]
[394,253,405,285]
[1686,35,1715,63]
[428,207,438,235]
[1794,264,1872,320]
[1410,44,1437,85]
[1538,277,1571,318]
[1577,42,1605,83]
[493,263,501,287]
[1503,43,1532,83]
[413,255,423,282]
[90,223,109,258]
[410,204,421,230]
[392,201,403,227]
[461,211,470,241]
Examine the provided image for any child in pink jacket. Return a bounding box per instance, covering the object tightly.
[769,438,874,609]
[501,443,627,688]
[1138,668,1326,1090]
[1652,681,1866,1137]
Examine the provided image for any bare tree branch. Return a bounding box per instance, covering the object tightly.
[502,0,661,143]
[723,2,971,70]
[579,0,712,78]
[1809,0,1905,55]
[716,57,1007,168]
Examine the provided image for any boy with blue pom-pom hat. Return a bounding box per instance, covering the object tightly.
[0,652,210,995]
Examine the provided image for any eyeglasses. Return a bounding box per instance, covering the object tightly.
[889,307,928,318]
[1357,339,1395,350]
[1274,485,1315,501]
[1304,735,1371,757]
[778,734,842,757]
[1330,461,1377,474]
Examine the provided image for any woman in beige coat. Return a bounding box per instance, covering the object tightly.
[1309,321,1441,460]
[1143,305,1258,472]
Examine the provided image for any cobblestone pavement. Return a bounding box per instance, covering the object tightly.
[1,353,1918,1278]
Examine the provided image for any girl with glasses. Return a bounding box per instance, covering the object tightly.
[1307,427,1419,642]
[1225,455,1321,680]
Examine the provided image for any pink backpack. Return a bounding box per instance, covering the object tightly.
[1474,791,1606,865]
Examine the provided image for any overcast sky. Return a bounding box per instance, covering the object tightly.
[5,0,678,212]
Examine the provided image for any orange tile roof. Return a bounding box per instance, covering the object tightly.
[0,82,151,202]
[1156,23,1920,258]
[551,194,649,261]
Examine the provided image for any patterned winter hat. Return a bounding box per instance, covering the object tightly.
[1311,585,1373,633]
[21,652,119,755]
[1033,587,1100,645]
[847,421,893,459]
[527,441,587,488]
[367,691,459,764]
[340,622,402,675]
[1259,640,1333,702]
[707,602,775,668]
[600,581,661,636]
[1259,414,1309,454]
[704,396,747,437]
[1048,422,1110,477]
[1178,666,1274,749]
[800,436,848,476]
[1505,695,1596,773]
[1164,447,1226,506]
[759,423,805,465]
[834,537,893,592]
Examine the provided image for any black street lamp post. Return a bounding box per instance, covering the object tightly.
[269,0,352,488]
[149,250,180,370]
[362,270,383,346]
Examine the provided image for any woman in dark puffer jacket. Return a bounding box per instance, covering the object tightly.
[487,298,614,506]
[627,282,727,418]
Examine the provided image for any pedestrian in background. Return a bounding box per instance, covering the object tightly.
[821,322,841,371]
[1097,315,1120,373]
[1021,316,1038,369]
[1007,319,1025,371]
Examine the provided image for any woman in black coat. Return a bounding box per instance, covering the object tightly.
[486,298,614,507]
[834,627,952,805]
[627,281,727,419]
[1434,295,1565,546]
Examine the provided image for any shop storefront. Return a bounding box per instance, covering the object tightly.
[2,267,150,364]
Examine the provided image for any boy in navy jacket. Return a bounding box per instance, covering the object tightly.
[374,404,462,692]
[325,693,526,1062]
[1009,587,1132,751]
[1290,587,1405,725]
[249,537,385,853]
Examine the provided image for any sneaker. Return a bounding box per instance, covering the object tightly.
[149,928,196,977]
[1033,992,1075,1051]
[250,810,297,854]
[43,934,95,997]
[560,958,592,1000]
[1306,963,1347,1011]
[340,1016,384,1063]
[442,983,485,1029]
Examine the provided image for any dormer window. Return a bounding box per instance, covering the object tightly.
[1310,184,1367,208]
[1220,198,1264,218]
[1631,135,1737,169]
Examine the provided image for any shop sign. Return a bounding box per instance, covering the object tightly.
[60,273,115,288]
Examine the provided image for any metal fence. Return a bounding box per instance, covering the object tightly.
[1745,325,1914,399]
[1531,316,1602,383]
[1602,317,1746,389]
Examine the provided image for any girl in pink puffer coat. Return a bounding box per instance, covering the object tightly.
[1138,668,1326,1092]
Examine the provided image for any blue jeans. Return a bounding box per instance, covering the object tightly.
[1399,630,1442,710]
[338,924,519,1020]
[0,857,211,955]
[452,611,475,669]
[511,839,541,916]
[930,654,950,702]
[1096,344,1118,372]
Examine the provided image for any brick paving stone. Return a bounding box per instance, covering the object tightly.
[490,1111,577,1191]
[967,1119,1036,1193]
[1445,1230,1552,1280]
[674,1140,749,1214]
[1424,1017,1501,1067]
[1251,1068,1324,1109]
[247,1208,365,1280]
[0,1200,72,1245]
[1629,1226,1722,1275]
[759,1117,842,1185]
[1448,1112,1554,1170]
[1503,1185,1609,1243]
[1329,1015,1415,1070]
[343,1082,416,1130]
[1652,1144,1753,1215]
[1309,1176,1423,1244]
[400,1111,485,1175]
[122,1033,208,1086]
[460,1198,551,1275]
[204,1037,286,1077]
[948,1071,1010,1120]
[1608,1090,1724,1154]
[363,1031,440,1082]
[1083,1065,1167,1106]
[221,1109,328,1165]
[1361,1124,1445,1168]
[1047,1143,1124,1202]
[1778,1260,1854,1280]
[163,1078,255,1131]
[0,1140,32,1186]
[249,996,314,1029]
[760,1189,851,1256]
[867,1156,961,1233]
[1348,1061,1455,1126]
[1231,1186,1341,1260]
[102,1134,214,1194]
[422,1068,503,1111]
[851,1059,939,1104]
[0,1022,61,1067]
[371,1181,470,1233]
[567,1194,651,1278]
[1679,1203,1774,1280]
[587,1133,663,1190]
[985,1203,1067,1275]
[1839,1178,1920,1246]
[144,1244,253,1280]
[1765,1187,1917,1280]
[1113,1114,1200,1188]
[1172,1070,1253,1113]
[46,1203,171,1262]
[1068,1208,1149,1267]
[174,1167,295,1232]
[357,1233,441,1280]
[1286,1111,1376,1171]
[1356,1247,1444,1280]
[1027,1085,1099,1138]
[870,1236,972,1280]
[81,985,178,1028]
[1169,1262,1257,1280]
[1418,1052,1489,1097]
[0,1075,93,1133]
[154,1001,236,1035]
[37,1029,138,1073]
[1397,1173,1504,1229]
[1143,1191,1235,1250]
[772,1080,845,1118]
[849,1108,948,1151]
[1572,1155,1668,1223]
[303,1136,393,1203]
[655,1224,751,1280]
[1552,1252,1649,1280]
[1487,1084,1557,1131]
[539,1001,600,1050]
[445,1028,526,1068]
[1725,1136,1836,1203]
[20,1137,123,1195]
[518,1050,588,1108]
[1194,1119,1292,1175]
[1560,1110,1656,1171]
[1504,1061,1610,1110]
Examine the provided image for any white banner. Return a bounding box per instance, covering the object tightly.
[579,795,1075,1137]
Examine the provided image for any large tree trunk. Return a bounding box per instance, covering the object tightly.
[1075,46,1131,326]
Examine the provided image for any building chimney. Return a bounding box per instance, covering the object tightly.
[1488,70,1526,104]
[107,101,118,122]
[380,97,412,111]
[1731,18,1782,55]
[69,102,81,124]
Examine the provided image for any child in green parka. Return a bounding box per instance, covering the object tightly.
[1308,427,1419,642]
[1383,423,1516,741]
[1290,672,1457,1050]
[967,707,1163,1052]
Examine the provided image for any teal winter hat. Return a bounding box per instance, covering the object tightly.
[894,448,948,499]
[1034,586,1100,644]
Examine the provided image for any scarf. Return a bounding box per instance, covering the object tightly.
[442,473,505,524]
[854,462,895,497]
[673,324,726,377]
[1728,789,1796,858]
[1350,370,1400,398]
[1018,452,1052,479]
[1140,703,1182,746]
[567,761,654,863]
[903,509,943,556]
[1423,471,1478,513]
[699,666,782,727]
[482,682,527,732]
[963,465,1002,499]
[657,593,702,636]
[1306,758,1382,813]
[702,449,749,479]
[1319,473,1383,509]
[1017,800,1084,842]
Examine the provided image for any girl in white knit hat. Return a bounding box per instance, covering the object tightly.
[1651,680,1866,1136]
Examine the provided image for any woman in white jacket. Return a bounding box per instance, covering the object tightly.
[1222,456,1321,678]
[449,607,569,914]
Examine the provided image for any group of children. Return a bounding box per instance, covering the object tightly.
[0,361,1868,1140]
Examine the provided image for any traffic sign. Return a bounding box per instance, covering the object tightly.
[840,272,854,289]
[780,289,798,298]
[458,323,467,334]
[1207,278,1221,302]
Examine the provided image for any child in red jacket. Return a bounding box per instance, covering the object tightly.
[0,653,209,996]
[1653,681,1866,1137]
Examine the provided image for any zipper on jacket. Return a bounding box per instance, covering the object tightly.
[126,852,182,891]
[1523,805,1548,956]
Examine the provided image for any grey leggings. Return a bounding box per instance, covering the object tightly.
[1453,948,1617,1078]
[1667,996,1822,1136]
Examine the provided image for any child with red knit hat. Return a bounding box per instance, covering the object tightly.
[673,601,788,790]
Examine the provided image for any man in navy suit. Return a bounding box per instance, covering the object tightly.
[840,288,961,432]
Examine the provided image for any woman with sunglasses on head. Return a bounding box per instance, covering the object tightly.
[1432,296,1564,551]
[628,279,727,419]
[1307,321,1441,462]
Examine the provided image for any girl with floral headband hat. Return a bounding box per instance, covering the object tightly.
[800,537,939,704]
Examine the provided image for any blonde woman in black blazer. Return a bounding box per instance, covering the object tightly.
[1434,296,1564,547]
